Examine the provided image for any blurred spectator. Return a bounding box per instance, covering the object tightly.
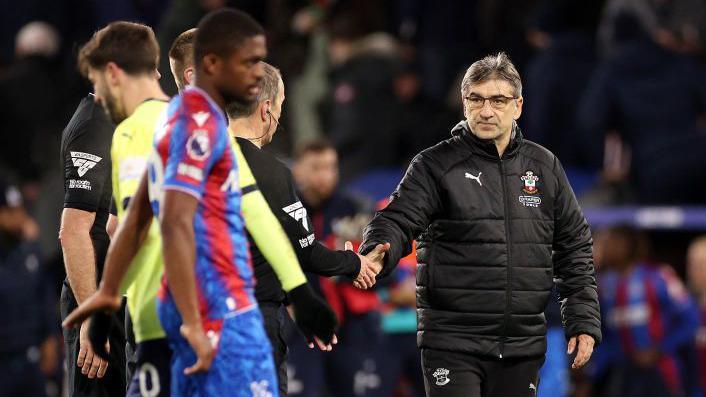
[0,179,59,397]
[598,0,706,57]
[286,140,383,397]
[394,0,480,102]
[590,225,699,397]
[393,62,459,162]
[0,22,68,197]
[577,12,706,204]
[321,9,405,182]
[523,0,604,168]
[687,235,706,395]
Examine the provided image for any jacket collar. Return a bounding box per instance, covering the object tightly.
[451,120,523,160]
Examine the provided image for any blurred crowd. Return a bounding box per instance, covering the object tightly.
[0,0,705,396]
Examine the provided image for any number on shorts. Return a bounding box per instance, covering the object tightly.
[138,362,160,397]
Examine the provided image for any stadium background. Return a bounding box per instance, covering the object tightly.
[1,0,706,396]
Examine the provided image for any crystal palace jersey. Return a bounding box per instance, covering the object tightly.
[147,87,256,321]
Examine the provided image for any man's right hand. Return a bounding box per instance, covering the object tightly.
[180,323,215,375]
[77,319,110,379]
[352,242,390,289]
[289,283,338,351]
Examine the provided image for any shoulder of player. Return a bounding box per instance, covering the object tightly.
[172,93,226,141]
[236,138,280,167]
[63,97,114,147]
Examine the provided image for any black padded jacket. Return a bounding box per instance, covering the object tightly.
[360,121,601,359]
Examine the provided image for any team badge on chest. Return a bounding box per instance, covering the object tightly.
[521,171,539,194]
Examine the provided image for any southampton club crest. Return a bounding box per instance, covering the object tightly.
[432,368,450,386]
[521,170,539,194]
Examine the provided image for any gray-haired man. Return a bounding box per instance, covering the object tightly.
[359,52,601,397]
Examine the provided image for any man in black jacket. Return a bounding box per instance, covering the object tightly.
[359,52,601,397]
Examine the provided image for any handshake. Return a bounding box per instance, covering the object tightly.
[344,241,390,290]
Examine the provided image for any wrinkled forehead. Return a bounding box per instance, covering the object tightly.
[467,79,515,97]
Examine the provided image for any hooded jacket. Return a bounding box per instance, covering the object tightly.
[360,121,601,358]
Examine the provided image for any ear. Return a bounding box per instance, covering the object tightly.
[202,54,220,75]
[184,66,194,86]
[260,99,271,122]
[462,98,470,120]
[514,96,523,120]
[105,62,121,86]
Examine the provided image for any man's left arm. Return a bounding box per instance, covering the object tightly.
[552,157,601,368]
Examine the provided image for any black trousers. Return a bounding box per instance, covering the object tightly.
[260,302,289,396]
[421,348,544,397]
[60,283,127,397]
[126,339,171,397]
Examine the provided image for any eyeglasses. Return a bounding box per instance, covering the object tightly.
[464,94,517,110]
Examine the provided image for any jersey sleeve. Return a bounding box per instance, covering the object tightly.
[232,139,258,195]
[63,117,113,213]
[233,142,307,292]
[162,111,225,199]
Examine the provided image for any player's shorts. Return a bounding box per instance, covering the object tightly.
[126,338,172,397]
[158,300,278,397]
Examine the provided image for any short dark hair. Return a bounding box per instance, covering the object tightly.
[78,21,159,77]
[461,52,522,98]
[294,139,336,161]
[194,8,264,66]
[169,28,196,91]
[226,62,281,119]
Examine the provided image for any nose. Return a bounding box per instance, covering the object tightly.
[479,100,494,118]
[253,62,265,80]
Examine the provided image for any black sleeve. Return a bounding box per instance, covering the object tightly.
[552,157,602,344]
[360,153,441,277]
[278,168,360,278]
[109,198,117,216]
[62,118,113,213]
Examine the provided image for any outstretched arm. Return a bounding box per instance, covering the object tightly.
[360,153,441,277]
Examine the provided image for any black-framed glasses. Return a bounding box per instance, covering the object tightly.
[464,94,517,110]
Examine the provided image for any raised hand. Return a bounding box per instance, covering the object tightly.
[345,241,375,289]
[351,242,390,290]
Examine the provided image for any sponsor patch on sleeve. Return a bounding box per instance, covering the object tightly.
[69,179,92,190]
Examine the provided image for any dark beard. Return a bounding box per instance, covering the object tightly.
[104,96,126,124]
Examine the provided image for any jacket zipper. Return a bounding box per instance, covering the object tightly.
[498,158,512,359]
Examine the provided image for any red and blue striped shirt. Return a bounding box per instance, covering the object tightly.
[148,87,255,321]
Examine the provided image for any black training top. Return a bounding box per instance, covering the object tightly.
[236,138,360,305]
[60,94,116,277]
